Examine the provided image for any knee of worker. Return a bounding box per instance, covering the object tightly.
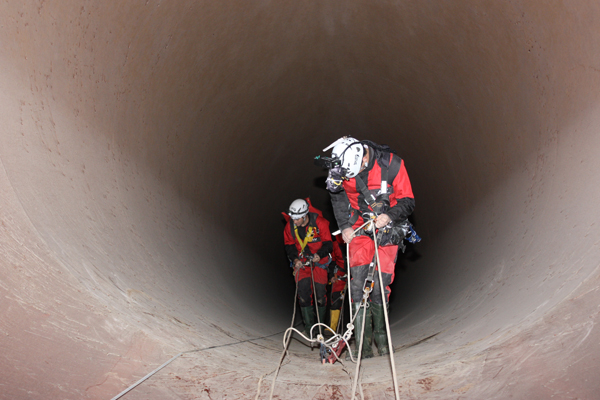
[316,296,327,307]
[314,283,327,307]
[369,291,390,305]
[297,279,313,307]
[349,264,369,303]
[370,272,393,304]
[350,278,366,303]
[298,296,312,307]
[331,296,343,310]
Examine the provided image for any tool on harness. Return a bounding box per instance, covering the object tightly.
[292,254,315,276]
[332,272,348,282]
[376,219,421,252]
[406,224,421,244]
[353,159,421,249]
[359,212,377,235]
[320,339,347,364]
[355,171,390,215]
[344,150,397,233]
[363,261,376,298]
[320,318,356,364]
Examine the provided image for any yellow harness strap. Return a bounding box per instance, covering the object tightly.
[295,226,315,253]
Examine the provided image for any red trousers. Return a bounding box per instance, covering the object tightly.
[348,235,398,304]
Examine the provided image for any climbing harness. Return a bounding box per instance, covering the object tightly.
[294,225,315,253]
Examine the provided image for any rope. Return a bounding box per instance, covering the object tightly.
[346,219,400,400]
[373,223,401,400]
[110,350,189,400]
[267,270,300,399]
[346,219,374,400]
[111,328,292,400]
[310,259,323,337]
[255,358,291,400]
[349,299,368,400]
[336,284,347,335]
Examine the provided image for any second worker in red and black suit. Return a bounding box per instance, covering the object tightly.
[284,198,333,337]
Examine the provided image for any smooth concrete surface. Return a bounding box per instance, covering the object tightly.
[1,1,600,399]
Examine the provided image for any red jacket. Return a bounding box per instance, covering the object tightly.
[331,149,414,231]
[283,212,333,264]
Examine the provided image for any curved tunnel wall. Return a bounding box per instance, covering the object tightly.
[1,1,600,399]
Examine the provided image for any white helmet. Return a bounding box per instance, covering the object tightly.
[288,199,309,219]
[324,137,365,178]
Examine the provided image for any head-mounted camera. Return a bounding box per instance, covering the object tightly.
[315,156,348,193]
[314,155,341,170]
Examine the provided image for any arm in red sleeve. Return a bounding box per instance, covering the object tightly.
[283,223,299,261]
[386,157,415,222]
[315,216,333,259]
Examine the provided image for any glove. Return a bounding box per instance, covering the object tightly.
[325,167,345,193]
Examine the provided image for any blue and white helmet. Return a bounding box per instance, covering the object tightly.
[324,137,365,178]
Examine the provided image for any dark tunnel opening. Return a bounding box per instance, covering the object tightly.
[1,1,600,399]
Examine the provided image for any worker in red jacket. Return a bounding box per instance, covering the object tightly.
[316,137,415,359]
[283,198,333,337]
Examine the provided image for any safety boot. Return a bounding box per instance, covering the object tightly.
[371,302,389,356]
[300,306,316,338]
[347,302,373,360]
[329,309,341,333]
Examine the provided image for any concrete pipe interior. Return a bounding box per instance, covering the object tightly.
[1,1,600,399]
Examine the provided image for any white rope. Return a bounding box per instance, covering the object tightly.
[345,219,375,400]
[310,260,323,337]
[113,330,288,400]
[335,284,347,335]
[254,358,291,400]
[109,350,189,400]
[345,218,400,400]
[349,299,368,400]
[373,222,401,400]
[267,270,300,399]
